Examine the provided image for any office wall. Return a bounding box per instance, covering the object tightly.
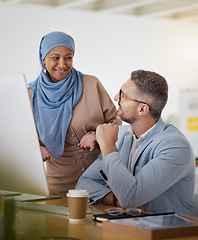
[1,3,198,125]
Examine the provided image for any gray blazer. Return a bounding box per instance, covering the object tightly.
[76,118,195,216]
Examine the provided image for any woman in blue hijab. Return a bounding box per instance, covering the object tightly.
[28,31,121,195]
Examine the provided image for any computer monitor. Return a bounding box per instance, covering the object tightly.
[0,73,49,196]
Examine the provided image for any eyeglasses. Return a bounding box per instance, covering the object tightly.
[105,207,141,216]
[119,89,151,111]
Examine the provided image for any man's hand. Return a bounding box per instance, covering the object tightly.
[78,132,97,151]
[96,123,118,157]
[101,192,121,206]
[138,204,150,213]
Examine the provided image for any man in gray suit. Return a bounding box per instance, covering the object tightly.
[76,70,195,216]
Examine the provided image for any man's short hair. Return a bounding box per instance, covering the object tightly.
[131,70,168,119]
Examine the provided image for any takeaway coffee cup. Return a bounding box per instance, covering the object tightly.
[66,189,88,222]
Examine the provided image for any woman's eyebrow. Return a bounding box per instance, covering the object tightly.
[50,53,73,56]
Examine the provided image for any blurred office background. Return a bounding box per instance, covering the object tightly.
[0,0,198,123]
[0,0,198,168]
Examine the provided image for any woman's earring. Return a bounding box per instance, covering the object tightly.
[43,65,47,74]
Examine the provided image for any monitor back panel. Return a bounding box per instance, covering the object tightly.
[0,73,49,196]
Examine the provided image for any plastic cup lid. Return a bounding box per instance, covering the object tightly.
[66,189,89,198]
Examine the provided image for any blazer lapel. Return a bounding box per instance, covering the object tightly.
[131,118,166,171]
[118,133,133,168]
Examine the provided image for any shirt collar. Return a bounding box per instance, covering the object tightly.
[127,123,156,141]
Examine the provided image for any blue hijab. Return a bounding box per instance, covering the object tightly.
[28,31,83,160]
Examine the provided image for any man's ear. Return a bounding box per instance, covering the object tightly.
[139,103,150,116]
[42,59,45,65]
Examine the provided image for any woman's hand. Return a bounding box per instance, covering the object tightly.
[40,146,50,162]
[78,132,97,151]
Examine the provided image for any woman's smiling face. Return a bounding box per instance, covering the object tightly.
[42,46,73,83]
